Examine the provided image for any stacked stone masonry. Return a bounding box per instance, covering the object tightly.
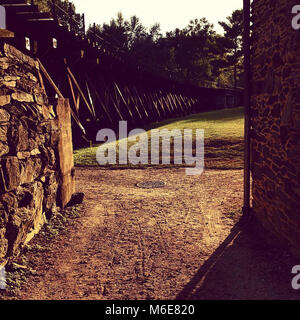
[0,43,66,265]
[251,0,300,250]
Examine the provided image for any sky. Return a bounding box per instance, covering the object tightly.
[71,0,243,35]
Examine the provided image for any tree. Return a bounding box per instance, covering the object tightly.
[148,23,162,43]
[33,0,81,34]
[218,9,243,88]
[125,15,147,49]
[87,13,148,52]
[88,10,244,88]
[162,18,219,85]
[32,0,75,15]
[88,12,129,50]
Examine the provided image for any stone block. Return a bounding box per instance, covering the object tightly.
[17,77,38,94]
[0,96,11,107]
[34,94,44,106]
[27,73,38,82]
[0,109,10,122]
[11,92,34,103]
[12,123,29,152]
[43,172,58,214]
[3,44,39,70]
[1,80,16,88]
[19,157,43,185]
[0,192,17,213]
[30,148,40,156]
[3,182,45,258]
[0,141,9,157]
[41,105,52,119]
[0,57,10,70]
[4,76,20,82]
[22,182,45,245]
[0,125,7,141]
[16,151,30,160]
[0,227,8,264]
[1,157,20,191]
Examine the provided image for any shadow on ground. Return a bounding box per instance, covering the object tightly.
[176,216,300,300]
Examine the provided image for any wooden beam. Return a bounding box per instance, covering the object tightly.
[76,92,80,112]
[85,75,114,125]
[114,83,134,118]
[37,59,86,135]
[109,90,124,121]
[148,91,161,118]
[66,65,96,119]
[37,58,63,98]
[38,70,45,92]
[0,30,14,38]
[124,86,143,120]
[67,74,78,112]
[132,86,149,118]
[86,80,96,116]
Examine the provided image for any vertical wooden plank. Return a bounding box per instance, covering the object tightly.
[56,98,75,208]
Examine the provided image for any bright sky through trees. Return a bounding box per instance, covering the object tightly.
[71,0,243,34]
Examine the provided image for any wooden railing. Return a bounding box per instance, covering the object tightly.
[48,0,85,36]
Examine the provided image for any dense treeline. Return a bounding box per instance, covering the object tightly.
[34,0,243,88]
[87,11,244,88]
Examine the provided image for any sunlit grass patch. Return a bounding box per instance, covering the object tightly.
[74,107,244,170]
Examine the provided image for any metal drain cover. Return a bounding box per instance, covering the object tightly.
[136,180,166,189]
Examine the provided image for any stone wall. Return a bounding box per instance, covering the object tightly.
[251,0,300,251]
[0,43,74,265]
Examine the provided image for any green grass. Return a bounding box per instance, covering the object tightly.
[144,106,244,140]
[74,107,244,170]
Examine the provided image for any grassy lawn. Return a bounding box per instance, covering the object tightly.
[74,106,244,170]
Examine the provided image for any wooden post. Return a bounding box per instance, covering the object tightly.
[67,74,78,112]
[243,0,251,215]
[56,98,75,209]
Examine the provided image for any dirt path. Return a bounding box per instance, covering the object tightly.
[11,168,299,300]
